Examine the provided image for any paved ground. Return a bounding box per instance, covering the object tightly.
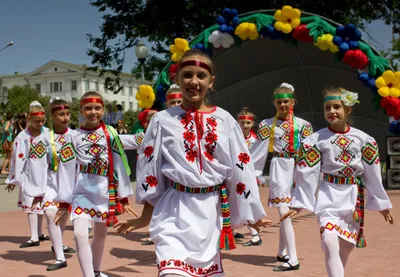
[0,173,399,277]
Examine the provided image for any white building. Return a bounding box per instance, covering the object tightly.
[0,60,143,111]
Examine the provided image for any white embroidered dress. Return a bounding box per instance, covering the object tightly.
[251,117,313,207]
[70,125,133,223]
[6,128,50,214]
[136,106,266,277]
[46,128,78,208]
[292,127,392,245]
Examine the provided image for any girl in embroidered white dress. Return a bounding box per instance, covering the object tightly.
[62,91,136,277]
[5,102,51,248]
[251,83,314,271]
[115,49,270,277]
[236,107,263,247]
[28,97,77,271]
[281,87,394,277]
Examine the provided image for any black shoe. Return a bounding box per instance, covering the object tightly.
[234,232,245,239]
[52,245,76,254]
[277,254,290,262]
[47,260,67,271]
[19,240,40,248]
[243,237,262,247]
[141,239,154,245]
[39,234,51,241]
[273,261,300,272]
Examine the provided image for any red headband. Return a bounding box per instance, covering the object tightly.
[238,115,254,121]
[178,60,212,74]
[30,112,46,117]
[51,105,70,113]
[166,93,182,101]
[80,97,104,107]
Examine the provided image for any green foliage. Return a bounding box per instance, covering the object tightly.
[88,0,399,91]
[0,85,51,125]
[123,109,141,131]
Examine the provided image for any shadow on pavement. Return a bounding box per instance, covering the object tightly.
[222,253,279,268]
[109,248,156,266]
[0,250,73,266]
[107,231,149,242]
[0,235,31,245]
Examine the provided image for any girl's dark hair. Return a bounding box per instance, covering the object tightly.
[323,86,354,126]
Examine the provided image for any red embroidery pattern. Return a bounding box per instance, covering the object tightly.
[203,117,218,161]
[73,206,108,220]
[320,222,357,241]
[18,201,42,211]
[181,112,198,162]
[158,259,221,276]
[144,146,154,162]
[18,153,24,159]
[269,197,291,204]
[236,183,251,199]
[142,175,158,192]
[236,152,250,170]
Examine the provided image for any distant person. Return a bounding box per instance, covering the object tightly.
[117,120,128,134]
[113,104,124,127]
[1,112,13,174]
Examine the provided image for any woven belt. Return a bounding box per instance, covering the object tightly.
[272,152,297,158]
[323,173,366,248]
[79,164,108,176]
[171,182,236,250]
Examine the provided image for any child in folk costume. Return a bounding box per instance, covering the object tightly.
[119,108,158,246]
[5,101,52,248]
[236,107,263,247]
[29,98,77,271]
[54,91,136,277]
[251,83,313,271]
[281,87,394,277]
[165,84,183,108]
[115,49,270,277]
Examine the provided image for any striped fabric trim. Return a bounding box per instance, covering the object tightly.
[323,173,359,185]
[172,182,220,193]
[272,152,297,158]
[79,164,108,176]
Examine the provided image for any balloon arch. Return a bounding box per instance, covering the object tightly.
[135,6,400,136]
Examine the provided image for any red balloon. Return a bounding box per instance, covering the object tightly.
[292,25,313,42]
[343,49,369,69]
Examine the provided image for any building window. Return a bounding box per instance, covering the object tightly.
[35,84,41,93]
[121,101,125,109]
[2,87,8,93]
[104,85,109,94]
[71,80,77,91]
[129,86,133,96]
[95,81,99,91]
[51,82,62,92]
[85,80,90,92]
[129,102,133,110]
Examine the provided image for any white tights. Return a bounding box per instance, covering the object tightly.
[27,213,44,242]
[44,208,66,261]
[322,234,355,277]
[73,218,108,277]
[277,206,298,264]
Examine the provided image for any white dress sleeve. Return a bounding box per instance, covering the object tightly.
[225,122,266,229]
[112,135,133,200]
[361,135,392,211]
[119,132,144,150]
[5,135,27,187]
[250,121,270,179]
[291,134,321,212]
[135,116,165,207]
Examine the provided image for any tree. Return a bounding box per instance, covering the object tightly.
[88,0,400,91]
[1,85,51,124]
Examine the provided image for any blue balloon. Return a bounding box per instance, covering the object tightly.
[332,36,343,46]
[339,42,349,53]
[389,121,400,134]
[336,26,345,37]
[349,40,359,49]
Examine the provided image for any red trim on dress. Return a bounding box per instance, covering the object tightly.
[328,125,350,134]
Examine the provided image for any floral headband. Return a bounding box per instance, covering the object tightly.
[324,89,360,106]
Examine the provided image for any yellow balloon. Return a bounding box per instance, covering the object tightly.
[274,10,286,22]
[392,72,400,85]
[175,38,189,50]
[390,87,400,98]
[382,70,394,84]
[378,87,390,97]
[291,18,301,28]
[375,76,386,88]
[170,44,177,54]
[282,23,292,34]
[274,21,284,31]
[292,8,301,18]
[282,6,293,18]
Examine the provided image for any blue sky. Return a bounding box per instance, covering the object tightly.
[0,0,394,75]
